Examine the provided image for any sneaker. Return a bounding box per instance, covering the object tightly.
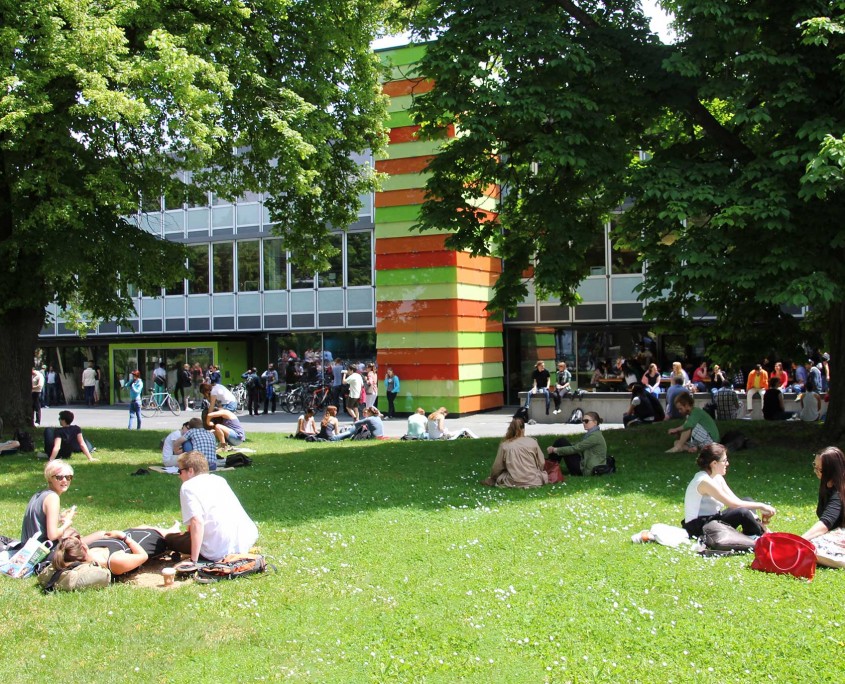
[553,409,560,415]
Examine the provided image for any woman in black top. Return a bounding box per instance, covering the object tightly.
[802,446,845,540]
[762,377,794,421]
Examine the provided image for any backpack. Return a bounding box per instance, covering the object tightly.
[37,561,111,592]
[567,408,584,424]
[14,429,34,453]
[701,520,755,553]
[512,406,529,423]
[646,393,665,421]
[224,453,253,468]
[591,454,617,476]
[195,553,267,583]
[721,430,750,452]
[351,426,372,440]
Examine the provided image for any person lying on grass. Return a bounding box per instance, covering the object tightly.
[546,411,608,476]
[0,439,20,454]
[55,523,180,576]
[682,443,776,539]
[802,446,845,541]
[481,417,547,488]
[18,461,102,547]
[666,393,719,453]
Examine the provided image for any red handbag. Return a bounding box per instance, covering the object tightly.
[544,459,564,484]
[751,532,816,580]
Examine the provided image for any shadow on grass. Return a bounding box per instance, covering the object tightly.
[0,421,834,533]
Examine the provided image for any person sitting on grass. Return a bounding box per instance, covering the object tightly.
[404,407,429,440]
[173,417,218,471]
[427,407,479,440]
[319,405,354,441]
[164,450,258,563]
[43,410,97,462]
[341,407,386,440]
[666,393,719,453]
[19,461,102,546]
[206,407,246,450]
[162,422,190,468]
[294,409,318,439]
[682,443,775,538]
[53,522,180,576]
[623,384,656,428]
[481,418,547,488]
[546,411,608,476]
[802,446,845,541]
[762,376,795,421]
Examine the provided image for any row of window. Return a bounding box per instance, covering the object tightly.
[130,232,373,297]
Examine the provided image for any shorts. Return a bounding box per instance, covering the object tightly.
[346,397,360,410]
[226,434,244,447]
[689,424,715,448]
[222,401,238,411]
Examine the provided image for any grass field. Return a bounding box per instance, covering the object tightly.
[0,420,842,683]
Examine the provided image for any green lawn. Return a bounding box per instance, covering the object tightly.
[0,422,842,683]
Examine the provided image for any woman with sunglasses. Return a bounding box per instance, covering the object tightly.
[682,443,775,538]
[802,446,845,540]
[19,461,100,546]
[546,411,608,476]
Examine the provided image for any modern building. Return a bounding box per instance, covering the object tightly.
[36,44,718,411]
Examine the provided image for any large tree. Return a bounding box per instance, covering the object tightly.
[1,0,396,428]
[410,0,845,436]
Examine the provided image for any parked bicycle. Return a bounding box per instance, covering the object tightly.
[228,383,248,414]
[304,382,332,413]
[141,387,181,417]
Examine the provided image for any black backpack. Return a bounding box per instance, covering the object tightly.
[196,554,268,583]
[225,453,253,468]
[567,408,584,424]
[14,429,34,453]
[513,406,529,422]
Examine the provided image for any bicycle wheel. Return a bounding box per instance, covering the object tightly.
[166,396,181,416]
[141,396,158,418]
[283,393,301,414]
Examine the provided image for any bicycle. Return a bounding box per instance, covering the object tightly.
[141,387,181,417]
[281,383,307,414]
[228,383,248,414]
[304,382,332,413]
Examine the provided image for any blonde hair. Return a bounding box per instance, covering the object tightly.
[177,450,209,475]
[428,407,447,422]
[503,418,525,442]
[44,460,73,484]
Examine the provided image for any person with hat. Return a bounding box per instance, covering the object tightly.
[122,370,144,429]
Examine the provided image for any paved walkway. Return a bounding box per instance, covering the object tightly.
[37,405,624,439]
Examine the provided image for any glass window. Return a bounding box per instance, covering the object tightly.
[237,241,260,292]
[187,245,209,295]
[165,267,185,297]
[317,234,343,288]
[263,239,287,291]
[347,231,372,286]
[585,226,607,276]
[292,262,314,289]
[141,194,161,213]
[212,242,234,293]
[610,218,641,274]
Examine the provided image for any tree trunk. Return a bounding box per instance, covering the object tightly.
[823,301,845,441]
[0,306,44,431]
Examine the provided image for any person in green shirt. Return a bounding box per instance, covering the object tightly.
[667,393,719,453]
[546,411,608,475]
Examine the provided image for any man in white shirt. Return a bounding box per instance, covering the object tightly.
[343,364,364,420]
[82,361,98,406]
[164,450,258,562]
[405,408,429,440]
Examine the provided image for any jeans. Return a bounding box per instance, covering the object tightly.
[684,507,764,538]
[524,388,551,413]
[32,392,41,426]
[386,391,397,417]
[128,400,141,429]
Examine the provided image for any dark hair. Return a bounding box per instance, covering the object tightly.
[817,447,845,520]
[630,383,646,398]
[769,376,782,389]
[58,410,74,424]
[199,382,212,396]
[584,411,602,425]
[697,443,727,471]
[54,535,87,570]
[674,393,694,408]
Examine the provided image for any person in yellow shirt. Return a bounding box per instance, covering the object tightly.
[746,363,768,414]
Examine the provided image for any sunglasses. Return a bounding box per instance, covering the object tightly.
[53,474,73,482]
[582,419,593,424]
[178,467,190,474]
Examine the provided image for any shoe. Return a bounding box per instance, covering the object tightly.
[553,409,560,415]
[43,405,50,409]
[130,468,150,476]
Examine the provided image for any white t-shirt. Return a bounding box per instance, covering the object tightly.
[684,471,723,523]
[799,392,821,422]
[407,414,427,437]
[180,473,258,561]
[211,384,236,405]
[162,429,183,467]
[345,372,364,399]
[82,367,97,387]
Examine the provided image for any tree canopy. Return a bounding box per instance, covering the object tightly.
[409,1,845,433]
[0,0,398,426]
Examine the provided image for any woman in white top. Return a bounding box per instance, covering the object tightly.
[799,390,822,422]
[682,443,776,538]
[427,407,479,440]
